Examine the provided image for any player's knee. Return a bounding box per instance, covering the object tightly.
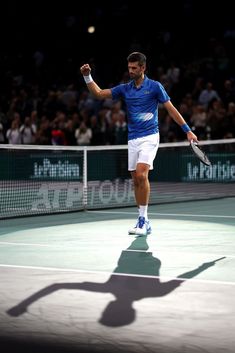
[135,171,147,184]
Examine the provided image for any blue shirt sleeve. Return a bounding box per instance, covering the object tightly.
[111,84,126,100]
[153,81,170,103]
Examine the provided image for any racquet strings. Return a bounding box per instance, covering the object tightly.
[190,141,211,166]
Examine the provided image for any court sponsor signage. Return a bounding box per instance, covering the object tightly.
[31,178,134,210]
[32,158,80,179]
[184,160,235,181]
[152,151,235,182]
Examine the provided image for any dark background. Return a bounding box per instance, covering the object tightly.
[1,0,234,86]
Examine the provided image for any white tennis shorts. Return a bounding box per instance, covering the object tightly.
[128,133,160,171]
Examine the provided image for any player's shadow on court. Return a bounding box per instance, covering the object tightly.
[7,236,225,327]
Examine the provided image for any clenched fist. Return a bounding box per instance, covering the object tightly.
[80,64,91,76]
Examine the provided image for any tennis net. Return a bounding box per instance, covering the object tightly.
[0,138,235,219]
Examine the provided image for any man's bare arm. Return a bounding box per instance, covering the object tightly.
[164,100,198,142]
[80,63,112,100]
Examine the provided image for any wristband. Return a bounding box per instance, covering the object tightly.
[181,123,191,133]
[83,74,93,84]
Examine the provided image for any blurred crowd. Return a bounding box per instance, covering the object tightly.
[0,29,235,146]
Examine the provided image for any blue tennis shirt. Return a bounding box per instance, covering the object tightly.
[111,75,170,140]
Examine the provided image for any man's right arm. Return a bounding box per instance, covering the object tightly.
[80,63,112,100]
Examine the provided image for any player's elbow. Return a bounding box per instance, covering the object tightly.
[90,89,104,100]
[97,91,106,100]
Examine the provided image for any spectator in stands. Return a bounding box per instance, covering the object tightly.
[75,121,92,146]
[19,116,37,144]
[35,117,51,145]
[90,114,106,146]
[64,119,77,145]
[198,82,221,109]
[207,99,226,139]
[220,79,235,108]
[190,104,208,140]
[51,115,67,145]
[6,119,21,144]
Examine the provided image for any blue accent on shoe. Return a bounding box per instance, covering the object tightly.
[128,217,152,235]
[137,216,152,235]
[138,216,145,229]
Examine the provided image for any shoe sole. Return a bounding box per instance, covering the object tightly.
[128,228,152,236]
[128,229,136,235]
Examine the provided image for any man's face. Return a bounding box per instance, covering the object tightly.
[128,62,145,80]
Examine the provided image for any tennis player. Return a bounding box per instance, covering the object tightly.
[80,52,198,236]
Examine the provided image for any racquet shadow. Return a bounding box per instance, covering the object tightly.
[7,236,225,327]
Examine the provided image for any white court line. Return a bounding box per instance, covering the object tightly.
[0,263,235,286]
[88,210,235,219]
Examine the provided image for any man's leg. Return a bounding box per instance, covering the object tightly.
[128,133,159,235]
[128,163,151,235]
[131,163,150,207]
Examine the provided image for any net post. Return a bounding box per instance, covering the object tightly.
[83,147,88,209]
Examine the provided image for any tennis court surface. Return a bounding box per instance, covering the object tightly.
[0,197,235,353]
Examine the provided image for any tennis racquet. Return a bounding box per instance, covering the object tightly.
[190,140,211,166]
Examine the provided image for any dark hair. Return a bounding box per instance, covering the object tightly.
[127,52,146,65]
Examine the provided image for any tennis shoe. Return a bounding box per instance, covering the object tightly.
[128,216,152,236]
[128,218,139,234]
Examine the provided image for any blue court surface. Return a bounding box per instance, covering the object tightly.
[0,197,235,353]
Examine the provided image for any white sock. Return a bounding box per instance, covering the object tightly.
[139,205,148,220]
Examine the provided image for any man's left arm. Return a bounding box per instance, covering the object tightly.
[164,100,198,142]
